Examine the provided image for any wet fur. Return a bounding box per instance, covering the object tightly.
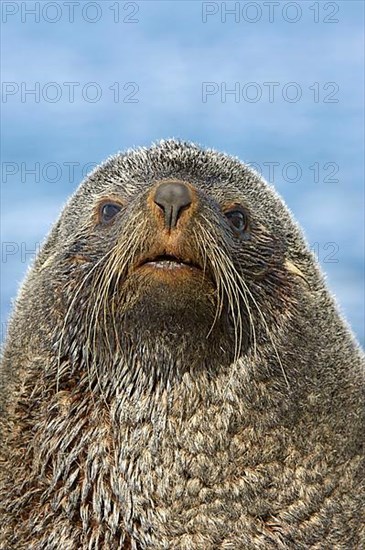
[0,140,364,549]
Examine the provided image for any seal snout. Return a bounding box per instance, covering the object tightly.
[153,181,192,230]
[134,180,204,278]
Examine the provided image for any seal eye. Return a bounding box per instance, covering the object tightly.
[225,208,248,233]
[100,203,122,224]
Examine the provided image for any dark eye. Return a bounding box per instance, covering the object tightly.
[225,208,248,233]
[100,203,122,224]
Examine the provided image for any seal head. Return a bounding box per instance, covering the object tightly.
[0,140,364,549]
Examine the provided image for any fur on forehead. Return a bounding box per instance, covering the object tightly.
[67,139,296,225]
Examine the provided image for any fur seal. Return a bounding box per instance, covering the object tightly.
[0,139,364,549]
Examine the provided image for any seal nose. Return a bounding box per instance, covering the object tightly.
[154,181,192,230]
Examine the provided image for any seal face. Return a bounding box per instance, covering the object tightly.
[0,140,364,549]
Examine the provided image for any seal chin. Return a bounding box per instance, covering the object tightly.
[117,254,217,340]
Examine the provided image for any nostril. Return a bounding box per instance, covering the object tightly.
[154,181,192,230]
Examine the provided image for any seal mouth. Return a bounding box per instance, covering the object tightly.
[139,254,202,271]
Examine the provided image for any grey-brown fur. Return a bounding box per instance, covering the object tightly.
[0,139,364,549]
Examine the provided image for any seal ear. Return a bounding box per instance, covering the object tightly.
[34,218,63,272]
[38,252,59,272]
[285,259,311,290]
